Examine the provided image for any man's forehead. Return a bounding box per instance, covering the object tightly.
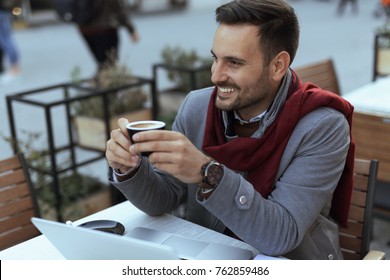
[213,24,261,57]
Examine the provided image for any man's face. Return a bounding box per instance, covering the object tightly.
[211,24,279,120]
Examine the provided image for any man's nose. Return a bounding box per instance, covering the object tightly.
[211,62,228,84]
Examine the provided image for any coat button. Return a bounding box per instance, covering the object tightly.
[239,196,247,205]
[328,254,334,260]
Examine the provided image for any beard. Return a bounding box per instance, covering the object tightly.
[215,68,274,115]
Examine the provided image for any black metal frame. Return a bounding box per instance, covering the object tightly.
[18,153,42,219]
[6,76,156,221]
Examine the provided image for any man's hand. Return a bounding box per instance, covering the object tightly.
[130,130,210,184]
[106,118,141,173]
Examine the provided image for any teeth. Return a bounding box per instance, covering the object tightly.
[219,87,237,93]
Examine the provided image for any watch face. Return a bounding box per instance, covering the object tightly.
[205,163,224,187]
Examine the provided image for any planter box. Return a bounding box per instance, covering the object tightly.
[74,108,153,151]
[42,188,111,221]
[377,48,390,75]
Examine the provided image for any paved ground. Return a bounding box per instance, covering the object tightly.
[1,0,389,257]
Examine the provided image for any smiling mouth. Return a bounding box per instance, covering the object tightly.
[218,86,238,94]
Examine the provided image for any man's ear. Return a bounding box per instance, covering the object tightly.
[270,51,290,81]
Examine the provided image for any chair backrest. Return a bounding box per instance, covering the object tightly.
[294,59,341,95]
[338,158,379,259]
[0,154,41,251]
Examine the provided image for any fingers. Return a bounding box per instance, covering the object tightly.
[106,130,132,167]
[118,118,130,140]
[132,130,180,142]
[105,118,140,171]
[130,130,183,156]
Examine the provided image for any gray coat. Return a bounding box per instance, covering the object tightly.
[111,85,350,260]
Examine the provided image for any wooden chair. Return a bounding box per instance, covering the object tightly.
[0,154,41,251]
[294,59,341,95]
[338,158,385,260]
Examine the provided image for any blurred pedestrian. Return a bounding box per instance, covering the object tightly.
[0,48,4,73]
[0,0,21,84]
[337,0,358,15]
[77,0,140,73]
[382,0,390,21]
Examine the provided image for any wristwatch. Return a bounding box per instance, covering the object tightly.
[201,160,224,188]
[198,160,224,201]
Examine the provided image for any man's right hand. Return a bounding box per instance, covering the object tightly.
[106,118,141,174]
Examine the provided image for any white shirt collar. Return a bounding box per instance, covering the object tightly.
[234,110,267,125]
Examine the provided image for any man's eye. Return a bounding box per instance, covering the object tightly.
[228,60,241,66]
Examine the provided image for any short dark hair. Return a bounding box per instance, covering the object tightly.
[215,0,300,66]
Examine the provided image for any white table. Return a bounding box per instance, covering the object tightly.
[0,201,260,260]
[342,76,390,117]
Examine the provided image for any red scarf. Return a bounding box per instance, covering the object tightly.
[202,81,355,227]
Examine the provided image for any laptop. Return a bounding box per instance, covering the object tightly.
[31,217,178,260]
[126,227,253,260]
[31,217,253,260]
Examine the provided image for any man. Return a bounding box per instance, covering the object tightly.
[77,0,139,72]
[106,0,354,259]
[0,0,21,83]
[0,48,4,73]
[337,0,358,15]
[382,0,390,20]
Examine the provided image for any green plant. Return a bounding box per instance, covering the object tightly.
[376,22,390,48]
[70,62,149,119]
[161,45,213,92]
[1,131,106,220]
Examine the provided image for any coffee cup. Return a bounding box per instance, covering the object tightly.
[126,120,166,157]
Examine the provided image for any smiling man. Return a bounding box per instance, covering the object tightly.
[106,0,355,259]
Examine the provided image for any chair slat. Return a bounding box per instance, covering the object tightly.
[339,221,364,237]
[348,205,365,222]
[0,195,35,218]
[0,209,37,233]
[0,169,27,188]
[0,182,30,204]
[354,159,371,175]
[339,234,362,253]
[353,175,369,192]
[351,190,366,208]
[0,155,21,173]
[0,224,41,250]
[341,250,361,260]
